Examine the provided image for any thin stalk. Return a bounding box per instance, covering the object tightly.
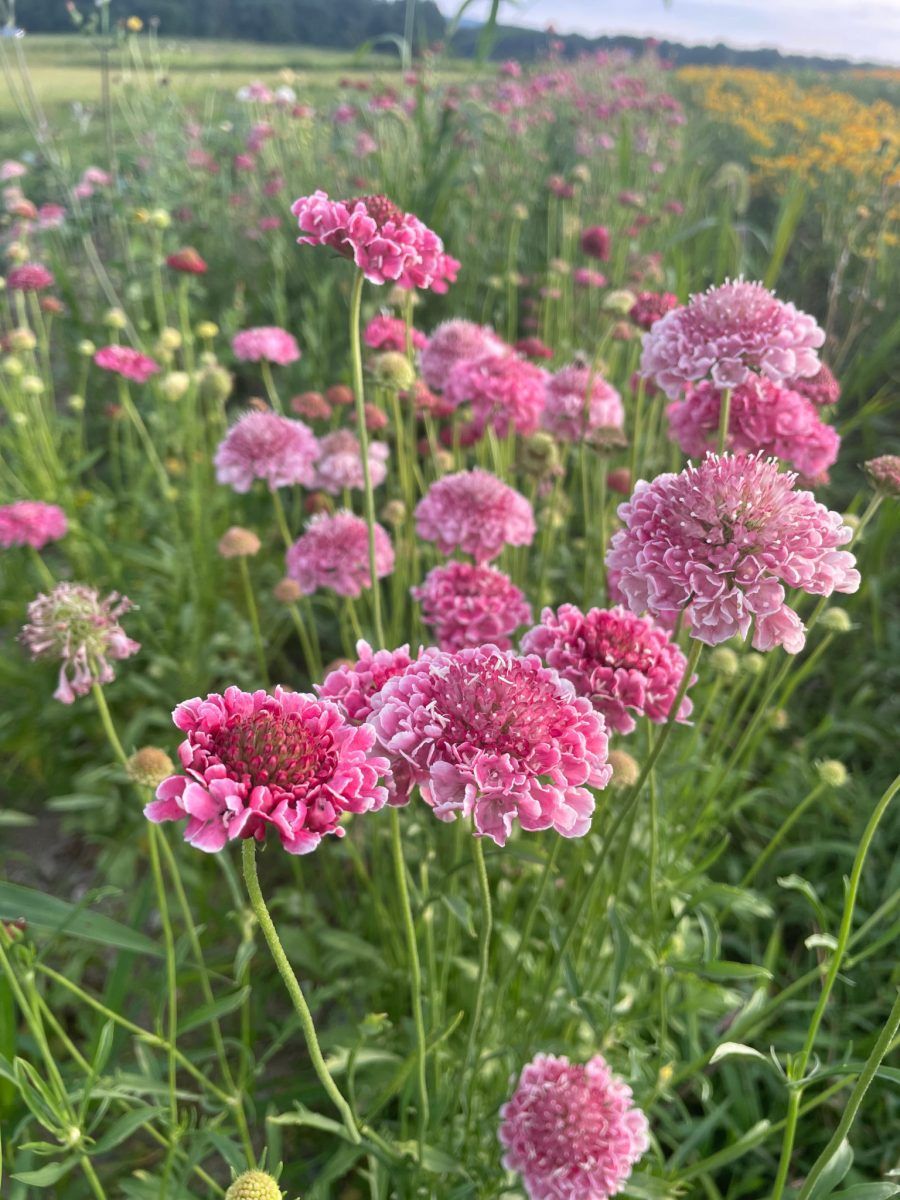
[238,555,269,686]
[462,836,493,1138]
[716,387,732,454]
[741,782,826,887]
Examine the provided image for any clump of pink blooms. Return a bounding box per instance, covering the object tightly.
[640,280,825,399]
[291,190,459,292]
[542,364,624,444]
[445,351,548,438]
[412,562,531,651]
[368,645,612,846]
[94,345,161,384]
[789,362,841,407]
[629,290,679,331]
[606,452,860,653]
[419,319,506,391]
[0,501,68,550]
[231,326,301,366]
[364,313,426,352]
[317,640,435,724]
[499,1052,649,1200]
[667,378,840,478]
[522,603,693,734]
[144,686,388,854]
[286,511,394,597]
[313,429,389,495]
[6,263,55,292]
[214,411,319,492]
[414,469,535,563]
[20,583,140,704]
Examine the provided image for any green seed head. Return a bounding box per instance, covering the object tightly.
[225,1170,283,1200]
[817,759,848,788]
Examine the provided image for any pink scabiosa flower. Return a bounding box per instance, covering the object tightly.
[865,454,900,497]
[641,280,825,399]
[291,190,459,292]
[364,314,426,352]
[788,362,841,407]
[286,511,394,597]
[419,319,506,391]
[20,583,140,704]
[144,687,388,854]
[580,225,611,261]
[214,411,320,492]
[629,290,679,331]
[412,561,531,651]
[415,469,535,564]
[499,1052,649,1200]
[573,268,607,289]
[7,263,55,292]
[166,246,208,274]
[232,326,301,366]
[521,604,693,734]
[542,364,625,444]
[369,645,611,844]
[94,345,161,384]
[317,639,437,724]
[0,501,68,550]
[444,351,548,438]
[606,453,860,653]
[667,378,840,478]
[313,429,389,495]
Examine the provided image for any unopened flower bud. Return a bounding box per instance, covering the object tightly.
[865,455,900,497]
[606,467,632,495]
[603,289,637,314]
[512,203,529,221]
[127,746,175,789]
[380,498,406,527]
[710,647,739,678]
[156,326,182,353]
[274,577,302,604]
[103,308,127,330]
[78,338,96,357]
[431,448,454,474]
[197,364,234,404]
[816,759,848,788]
[2,355,23,377]
[224,1171,282,1200]
[218,526,261,558]
[769,708,789,730]
[818,608,852,633]
[8,326,36,352]
[196,320,219,340]
[21,374,44,395]
[371,351,415,390]
[149,208,171,229]
[68,394,85,412]
[742,652,765,676]
[608,749,640,790]
[160,371,191,402]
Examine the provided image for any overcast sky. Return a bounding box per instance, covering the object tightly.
[439,0,900,65]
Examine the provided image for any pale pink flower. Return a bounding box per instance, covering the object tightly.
[231,326,301,366]
[573,268,607,288]
[313,429,389,495]
[789,362,841,407]
[364,314,426,352]
[286,511,394,597]
[144,686,388,854]
[445,352,548,438]
[214,411,319,492]
[368,645,611,845]
[499,1052,649,1200]
[412,561,531,651]
[414,469,535,563]
[0,160,27,181]
[542,364,624,443]
[606,453,860,653]
[419,319,506,391]
[0,501,68,550]
[94,345,160,383]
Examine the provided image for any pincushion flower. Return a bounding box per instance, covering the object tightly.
[291,190,459,292]
[144,686,388,854]
[499,1052,649,1200]
[412,561,531,652]
[232,326,301,366]
[0,501,68,550]
[313,429,389,495]
[444,352,548,438]
[521,603,693,734]
[788,362,840,407]
[629,290,679,331]
[368,645,612,846]
[94,344,161,384]
[7,263,55,292]
[286,511,394,597]
[542,365,625,444]
[20,583,140,704]
[640,280,825,399]
[667,378,840,478]
[364,314,426,352]
[580,225,611,261]
[865,455,900,497]
[419,319,506,391]
[317,640,437,724]
[415,469,535,564]
[166,246,208,274]
[214,411,320,492]
[606,453,860,653]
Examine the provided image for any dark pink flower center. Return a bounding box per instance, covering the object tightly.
[432,657,564,757]
[353,193,404,228]
[209,711,334,794]
[580,615,655,673]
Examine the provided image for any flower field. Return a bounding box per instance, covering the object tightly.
[1,27,899,1200]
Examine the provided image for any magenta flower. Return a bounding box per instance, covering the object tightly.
[542,364,624,444]
[415,469,536,564]
[444,352,548,439]
[499,1052,649,1200]
[419,319,506,391]
[788,362,840,407]
[291,190,459,292]
[286,511,394,597]
[7,263,55,292]
[94,345,161,384]
[364,314,426,352]
[214,411,320,492]
[0,501,68,550]
[20,583,140,704]
[640,280,825,399]
[412,561,531,652]
[313,429,389,495]
[629,290,679,331]
[231,326,301,366]
[522,604,693,734]
[317,639,437,724]
[580,225,611,261]
[606,453,860,653]
[144,687,388,854]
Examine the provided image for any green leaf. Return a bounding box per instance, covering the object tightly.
[396,1141,465,1175]
[831,1187,900,1200]
[440,894,475,938]
[0,882,161,958]
[91,1107,163,1154]
[672,959,772,981]
[805,1140,854,1199]
[12,1158,77,1185]
[709,1041,770,1066]
[268,1105,350,1140]
[177,987,249,1036]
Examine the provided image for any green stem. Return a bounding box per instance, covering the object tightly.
[147,824,179,1130]
[741,782,826,887]
[716,387,732,454]
[238,555,269,686]
[260,360,283,414]
[462,835,493,1137]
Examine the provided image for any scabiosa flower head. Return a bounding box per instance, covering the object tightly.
[364,314,426,352]
[20,583,140,704]
[231,326,301,366]
[499,1052,649,1200]
[224,1170,282,1200]
[0,501,68,550]
[166,246,208,274]
[368,645,612,845]
[7,263,55,292]
[94,344,161,383]
[144,686,388,854]
[313,429,389,495]
[286,511,394,597]
[412,562,531,652]
[317,639,437,724]
[214,411,319,493]
[641,280,825,399]
[419,319,506,391]
[606,453,860,653]
[667,378,840,479]
[291,190,459,292]
[788,362,840,407]
[629,290,679,331]
[580,225,611,261]
[865,454,900,497]
[444,352,548,438]
[522,604,693,734]
[291,390,332,420]
[515,336,555,360]
[542,364,624,444]
[415,469,536,564]
[218,526,261,558]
